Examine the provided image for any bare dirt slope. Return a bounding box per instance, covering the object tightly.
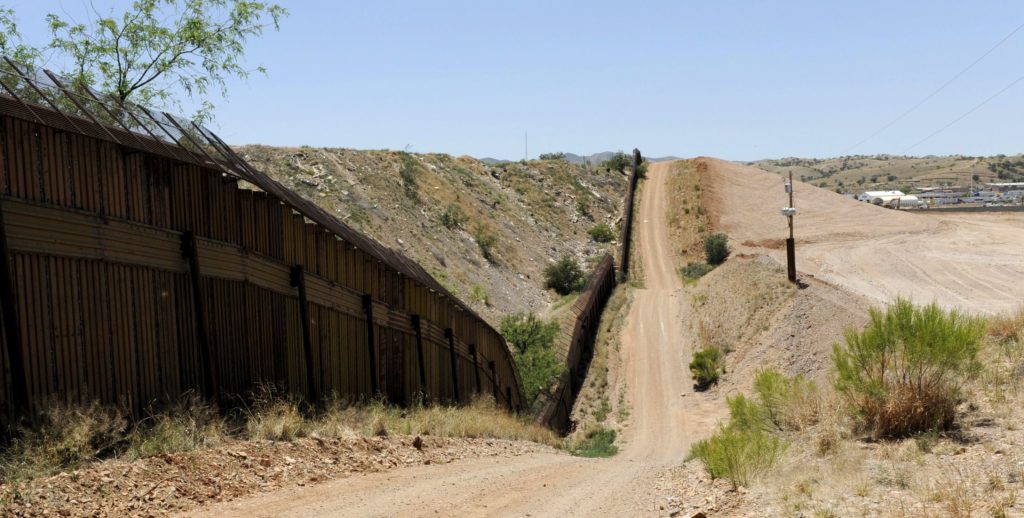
[188,162,721,518]
[702,157,1024,315]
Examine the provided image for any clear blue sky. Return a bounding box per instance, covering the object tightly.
[10,1,1024,161]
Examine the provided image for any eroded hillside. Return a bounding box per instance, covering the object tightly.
[236,146,627,325]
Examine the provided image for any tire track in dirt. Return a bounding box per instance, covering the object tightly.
[187,161,721,517]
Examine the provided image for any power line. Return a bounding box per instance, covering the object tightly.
[842,19,1024,155]
[901,71,1024,154]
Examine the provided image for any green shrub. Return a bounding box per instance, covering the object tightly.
[832,298,985,438]
[473,223,498,262]
[398,152,420,199]
[687,371,817,488]
[687,419,786,489]
[569,426,618,458]
[753,369,821,431]
[470,284,489,306]
[689,347,724,389]
[588,223,615,243]
[601,152,630,173]
[704,233,729,265]
[440,204,467,230]
[501,313,562,407]
[538,152,566,160]
[680,262,715,280]
[544,256,584,295]
[513,346,563,408]
[500,313,560,353]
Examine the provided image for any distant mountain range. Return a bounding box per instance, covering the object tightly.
[479,152,680,166]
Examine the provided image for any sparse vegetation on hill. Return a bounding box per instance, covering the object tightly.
[239,146,626,326]
[750,153,1024,193]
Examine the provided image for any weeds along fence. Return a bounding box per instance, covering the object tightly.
[0,61,524,425]
[534,255,616,434]
[617,149,642,282]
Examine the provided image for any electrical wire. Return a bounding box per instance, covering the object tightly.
[842,19,1024,155]
[901,71,1024,154]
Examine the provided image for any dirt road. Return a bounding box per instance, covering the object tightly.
[703,158,1024,316]
[190,162,720,517]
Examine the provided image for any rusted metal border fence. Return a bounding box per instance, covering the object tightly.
[534,147,642,434]
[534,255,616,434]
[0,59,524,423]
[617,149,642,282]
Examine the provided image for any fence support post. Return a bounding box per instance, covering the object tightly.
[291,265,319,403]
[0,195,28,419]
[618,148,642,283]
[411,314,428,403]
[488,360,498,402]
[505,386,513,412]
[444,328,460,403]
[469,344,482,396]
[362,294,379,396]
[181,231,218,401]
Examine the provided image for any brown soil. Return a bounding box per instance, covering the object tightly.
[185,161,725,517]
[701,157,1024,316]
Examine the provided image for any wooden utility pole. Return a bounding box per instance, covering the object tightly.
[784,172,797,283]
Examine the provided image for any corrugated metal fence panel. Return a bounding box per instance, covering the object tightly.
[0,106,526,423]
[535,255,617,434]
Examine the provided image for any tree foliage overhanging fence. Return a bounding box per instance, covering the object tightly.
[0,60,524,425]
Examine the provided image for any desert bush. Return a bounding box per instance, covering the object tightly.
[473,223,498,262]
[1,401,127,481]
[704,233,730,265]
[689,347,724,389]
[568,426,618,458]
[688,393,787,489]
[513,346,563,409]
[753,369,821,431]
[680,262,715,280]
[538,152,566,160]
[500,313,560,353]
[589,223,615,243]
[470,284,489,305]
[126,396,225,459]
[988,308,1024,344]
[397,152,421,200]
[439,204,467,230]
[544,255,584,295]
[601,152,630,173]
[832,298,985,438]
[501,313,563,407]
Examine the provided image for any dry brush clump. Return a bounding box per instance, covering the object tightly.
[1,391,556,485]
[832,298,985,439]
[688,368,818,488]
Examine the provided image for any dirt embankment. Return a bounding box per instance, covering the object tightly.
[700,157,1024,316]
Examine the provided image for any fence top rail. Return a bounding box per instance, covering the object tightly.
[0,56,524,404]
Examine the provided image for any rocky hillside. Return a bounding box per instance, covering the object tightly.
[235,146,628,326]
[750,153,1024,193]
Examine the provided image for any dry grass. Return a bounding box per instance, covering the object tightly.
[1,393,556,485]
[243,394,557,446]
[0,401,126,483]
